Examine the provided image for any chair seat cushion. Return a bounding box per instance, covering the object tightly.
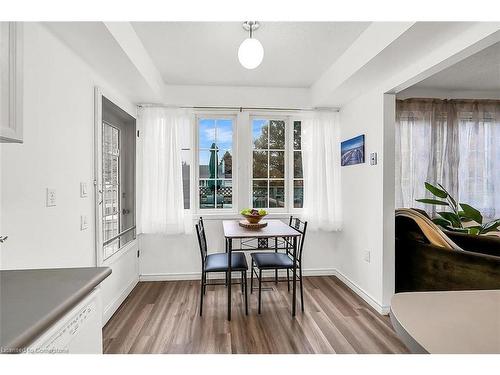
[251,252,294,269]
[204,252,248,272]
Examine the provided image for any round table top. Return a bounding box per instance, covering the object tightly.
[390,290,500,354]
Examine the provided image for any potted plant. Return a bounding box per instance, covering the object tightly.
[416,182,500,235]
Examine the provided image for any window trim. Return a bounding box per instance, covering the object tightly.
[194,113,238,214]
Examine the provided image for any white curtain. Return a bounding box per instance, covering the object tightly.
[395,99,459,217]
[456,101,500,219]
[302,111,342,231]
[396,99,500,219]
[139,107,191,235]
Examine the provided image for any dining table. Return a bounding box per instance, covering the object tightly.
[222,219,302,320]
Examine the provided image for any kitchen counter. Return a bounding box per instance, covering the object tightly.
[1,267,111,352]
[390,290,500,354]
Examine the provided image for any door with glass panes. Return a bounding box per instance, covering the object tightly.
[96,93,136,263]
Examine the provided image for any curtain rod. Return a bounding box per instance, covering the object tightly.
[137,104,339,112]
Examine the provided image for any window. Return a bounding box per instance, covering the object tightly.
[187,114,303,214]
[457,110,500,219]
[396,99,500,219]
[197,117,234,210]
[251,118,303,210]
[180,120,192,210]
[252,119,286,208]
[181,149,191,209]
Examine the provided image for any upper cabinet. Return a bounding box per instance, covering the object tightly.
[0,22,23,143]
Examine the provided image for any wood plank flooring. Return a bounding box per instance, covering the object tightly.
[103,276,409,354]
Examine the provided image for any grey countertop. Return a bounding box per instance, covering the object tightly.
[0,267,111,351]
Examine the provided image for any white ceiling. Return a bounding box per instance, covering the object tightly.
[131,22,370,88]
[412,41,500,91]
[44,22,162,103]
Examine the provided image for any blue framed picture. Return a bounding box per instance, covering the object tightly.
[341,134,365,166]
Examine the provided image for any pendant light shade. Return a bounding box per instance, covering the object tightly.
[238,38,264,69]
[238,21,264,70]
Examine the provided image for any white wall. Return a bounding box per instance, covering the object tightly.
[337,90,388,312]
[336,90,396,314]
[139,217,338,280]
[163,85,311,108]
[397,86,500,100]
[0,23,139,323]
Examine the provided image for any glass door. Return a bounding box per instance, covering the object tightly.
[95,90,136,264]
[102,122,121,258]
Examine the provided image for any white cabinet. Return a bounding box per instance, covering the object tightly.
[0,22,23,143]
[27,288,104,354]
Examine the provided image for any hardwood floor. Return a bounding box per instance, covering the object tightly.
[103,276,409,354]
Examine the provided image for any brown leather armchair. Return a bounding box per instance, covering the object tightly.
[395,209,500,293]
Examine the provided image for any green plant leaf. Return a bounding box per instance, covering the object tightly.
[432,218,452,228]
[437,212,461,227]
[425,182,448,198]
[460,203,483,224]
[415,198,449,206]
[468,227,481,235]
[480,219,500,234]
[437,183,457,208]
[444,227,470,233]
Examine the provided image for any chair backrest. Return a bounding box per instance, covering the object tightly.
[289,216,308,261]
[195,217,208,264]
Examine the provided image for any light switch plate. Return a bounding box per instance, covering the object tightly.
[363,250,371,263]
[80,182,88,198]
[80,215,89,230]
[46,188,56,207]
[370,152,378,165]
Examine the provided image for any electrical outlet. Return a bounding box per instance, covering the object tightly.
[80,182,88,198]
[46,188,56,207]
[80,215,89,230]
[363,250,371,263]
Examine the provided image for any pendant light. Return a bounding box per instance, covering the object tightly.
[238,21,264,69]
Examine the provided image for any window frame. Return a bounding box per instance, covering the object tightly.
[248,114,304,213]
[194,112,238,214]
[289,118,304,213]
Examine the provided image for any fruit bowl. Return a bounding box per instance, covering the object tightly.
[240,208,267,224]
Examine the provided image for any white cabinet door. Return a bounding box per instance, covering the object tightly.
[0,22,23,143]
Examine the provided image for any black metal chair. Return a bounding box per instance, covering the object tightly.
[195,217,248,316]
[250,216,308,314]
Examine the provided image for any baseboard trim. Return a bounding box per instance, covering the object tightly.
[139,267,337,282]
[102,276,139,325]
[333,269,390,315]
[140,272,200,281]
